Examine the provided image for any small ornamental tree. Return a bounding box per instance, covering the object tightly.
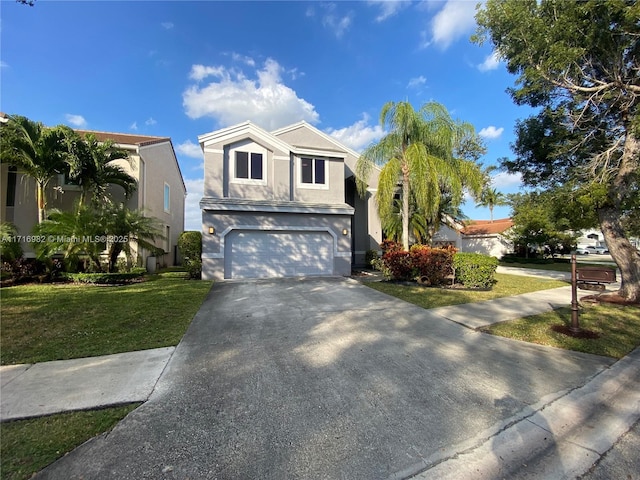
[178,231,202,279]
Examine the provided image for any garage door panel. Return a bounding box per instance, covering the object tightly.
[227,231,334,279]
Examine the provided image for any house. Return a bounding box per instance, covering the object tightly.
[198,121,382,280]
[1,127,186,268]
[433,218,514,258]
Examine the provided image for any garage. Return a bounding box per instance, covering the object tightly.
[224,230,334,279]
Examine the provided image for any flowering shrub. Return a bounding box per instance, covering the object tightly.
[409,245,456,285]
[380,239,403,254]
[380,244,457,283]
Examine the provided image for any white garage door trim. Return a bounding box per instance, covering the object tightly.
[221,226,345,279]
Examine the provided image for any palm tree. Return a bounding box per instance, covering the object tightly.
[67,132,137,206]
[476,187,508,222]
[104,203,163,272]
[33,204,107,271]
[0,115,72,223]
[356,101,484,250]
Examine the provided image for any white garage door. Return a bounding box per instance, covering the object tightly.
[225,230,334,279]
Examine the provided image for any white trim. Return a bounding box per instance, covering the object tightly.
[203,148,224,154]
[198,121,291,155]
[229,144,267,186]
[292,146,344,157]
[217,225,349,258]
[273,155,290,161]
[200,197,354,215]
[297,156,329,190]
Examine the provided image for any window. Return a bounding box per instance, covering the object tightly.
[164,183,170,213]
[301,157,326,185]
[235,151,263,180]
[6,167,17,207]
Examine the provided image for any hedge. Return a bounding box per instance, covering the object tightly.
[63,269,146,285]
[453,252,498,289]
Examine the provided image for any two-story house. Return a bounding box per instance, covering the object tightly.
[199,121,382,280]
[1,128,186,268]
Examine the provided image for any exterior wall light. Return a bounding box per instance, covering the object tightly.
[342,228,348,235]
[209,227,215,235]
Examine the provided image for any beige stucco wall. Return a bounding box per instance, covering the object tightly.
[461,235,512,258]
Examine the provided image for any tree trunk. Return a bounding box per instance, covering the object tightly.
[598,128,640,302]
[598,207,640,303]
[37,181,46,223]
[401,167,410,251]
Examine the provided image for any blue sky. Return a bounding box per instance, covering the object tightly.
[2,0,530,231]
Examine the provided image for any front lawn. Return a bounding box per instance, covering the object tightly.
[363,272,568,310]
[1,404,139,480]
[481,304,640,359]
[0,272,213,365]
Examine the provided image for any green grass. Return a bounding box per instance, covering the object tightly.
[0,273,213,365]
[363,273,568,309]
[481,304,640,359]
[0,404,139,480]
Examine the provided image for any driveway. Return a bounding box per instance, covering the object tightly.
[37,277,614,480]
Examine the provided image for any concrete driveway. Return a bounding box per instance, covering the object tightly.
[37,277,614,480]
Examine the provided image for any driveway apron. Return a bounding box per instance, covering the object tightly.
[36,277,614,480]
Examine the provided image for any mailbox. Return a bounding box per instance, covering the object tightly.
[576,266,616,284]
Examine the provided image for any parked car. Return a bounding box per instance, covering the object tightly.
[586,246,609,254]
[574,247,590,255]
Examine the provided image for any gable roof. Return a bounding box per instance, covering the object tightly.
[462,218,514,236]
[74,130,170,147]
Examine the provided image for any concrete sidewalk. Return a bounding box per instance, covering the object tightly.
[0,347,174,421]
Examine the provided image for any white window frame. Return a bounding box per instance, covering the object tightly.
[298,157,329,190]
[164,182,170,213]
[230,144,267,186]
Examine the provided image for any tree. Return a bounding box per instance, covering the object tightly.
[356,101,485,250]
[33,204,107,272]
[67,132,137,206]
[103,203,162,273]
[476,187,508,222]
[474,0,640,301]
[0,115,72,223]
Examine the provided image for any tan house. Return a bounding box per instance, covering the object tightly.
[199,121,382,280]
[1,128,186,268]
[433,218,514,258]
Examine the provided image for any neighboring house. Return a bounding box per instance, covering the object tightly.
[433,218,514,258]
[199,121,382,280]
[575,229,609,249]
[1,128,186,268]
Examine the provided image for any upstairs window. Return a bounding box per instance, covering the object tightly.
[164,183,170,213]
[301,157,326,185]
[235,151,263,180]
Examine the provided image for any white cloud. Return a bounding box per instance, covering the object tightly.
[65,114,87,128]
[425,0,477,49]
[130,121,138,131]
[231,52,255,67]
[145,117,157,126]
[308,3,353,38]
[161,22,174,30]
[368,0,411,22]
[189,65,226,82]
[478,51,500,72]
[175,140,202,159]
[479,126,504,140]
[183,177,204,232]
[326,114,386,153]
[322,11,353,38]
[492,171,522,190]
[183,58,320,130]
[407,75,427,89]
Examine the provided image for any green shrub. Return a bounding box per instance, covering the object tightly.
[365,249,379,268]
[62,272,145,285]
[0,222,23,262]
[178,231,202,279]
[453,252,498,289]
